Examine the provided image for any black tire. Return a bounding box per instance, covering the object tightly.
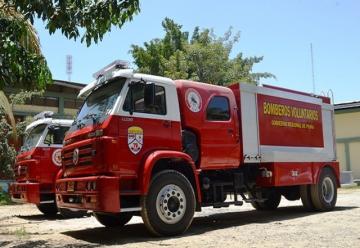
[300,185,315,211]
[141,170,195,236]
[310,167,337,211]
[59,208,88,218]
[94,212,133,227]
[36,203,58,216]
[251,189,281,211]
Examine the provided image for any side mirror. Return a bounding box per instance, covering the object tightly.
[48,125,60,131]
[144,83,156,107]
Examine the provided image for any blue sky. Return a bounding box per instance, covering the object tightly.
[34,0,360,104]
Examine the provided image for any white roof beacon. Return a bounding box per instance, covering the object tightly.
[33,111,54,120]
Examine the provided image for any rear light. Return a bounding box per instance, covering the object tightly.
[88,129,103,138]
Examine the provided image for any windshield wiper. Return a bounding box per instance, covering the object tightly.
[72,119,85,129]
[84,113,100,125]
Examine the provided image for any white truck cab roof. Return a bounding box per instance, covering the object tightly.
[26,117,73,131]
[78,60,174,98]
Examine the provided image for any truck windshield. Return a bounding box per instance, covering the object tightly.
[21,124,47,152]
[69,77,126,132]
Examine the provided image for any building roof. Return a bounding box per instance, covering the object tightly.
[334,101,360,110]
[53,80,86,90]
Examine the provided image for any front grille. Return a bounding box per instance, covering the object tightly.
[13,165,27,177]
[63,144,93,167]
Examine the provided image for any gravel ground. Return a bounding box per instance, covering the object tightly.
[0,187,359,248]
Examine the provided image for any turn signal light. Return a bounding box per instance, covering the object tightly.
[64,138,72,145]
[88,129,103,138]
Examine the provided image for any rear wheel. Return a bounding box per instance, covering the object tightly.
[251,189,281,211]
[59,208,88,218]
[310,167,337,211]
[36,203,58,216]
[300,185,315,211]
[94,212,133,227]
[141,170,195,236]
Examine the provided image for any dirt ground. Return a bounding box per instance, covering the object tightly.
[0,187,359,248]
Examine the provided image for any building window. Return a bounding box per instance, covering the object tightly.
[206,96,230,121]
[64,98,83,109]
[27,96,59,107]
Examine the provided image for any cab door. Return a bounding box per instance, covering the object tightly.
[115,79,182,176]
[201,95,240,169]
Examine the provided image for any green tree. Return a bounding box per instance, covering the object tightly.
[0,0,52,90]
[4,0,140,46]
[0,0,140,90]
[131,18,275,85]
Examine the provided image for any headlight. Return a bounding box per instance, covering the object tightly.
[64,138,72,145]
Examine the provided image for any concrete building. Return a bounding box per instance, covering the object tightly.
[334,101,360,181]
[4,80,85,121]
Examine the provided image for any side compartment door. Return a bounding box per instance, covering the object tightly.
[240,84,260,163]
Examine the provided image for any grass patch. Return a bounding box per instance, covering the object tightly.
[0,191,14,205]
[13,226,29,238]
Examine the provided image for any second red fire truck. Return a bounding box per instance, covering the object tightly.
[10,112,86,218]
[55,61,339,236]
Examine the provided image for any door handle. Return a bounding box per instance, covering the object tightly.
[227,128,234,134]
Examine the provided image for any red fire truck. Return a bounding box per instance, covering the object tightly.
[56,61,339,236]
[10,112,86,218]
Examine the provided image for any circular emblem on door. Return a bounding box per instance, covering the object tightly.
[73,148,79,165]
[185,88,202,112]
[52,149,62,166]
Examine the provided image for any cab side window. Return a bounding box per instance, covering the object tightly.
[123,83,166,115]
[44,126,69,145]
[206,96,230,121]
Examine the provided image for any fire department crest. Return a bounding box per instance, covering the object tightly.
[128,126,143,155]
[52,149,62,166]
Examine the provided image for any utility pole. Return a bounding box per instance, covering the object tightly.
[66,55,73,82]
[310,43,315,94]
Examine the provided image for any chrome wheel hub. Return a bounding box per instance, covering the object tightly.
[322,177,335,204]
[156,184,186,224]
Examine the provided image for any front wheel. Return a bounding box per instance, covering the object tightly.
[94,212,133,227]
[36,203,58,216]
[141,170,195,236]
[310,167,337,211]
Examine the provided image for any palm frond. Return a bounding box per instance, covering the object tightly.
[0,90,17,139]
[0,0,41,54]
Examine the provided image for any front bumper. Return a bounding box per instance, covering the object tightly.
[9,182,40,204]
[56,176,120,213]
